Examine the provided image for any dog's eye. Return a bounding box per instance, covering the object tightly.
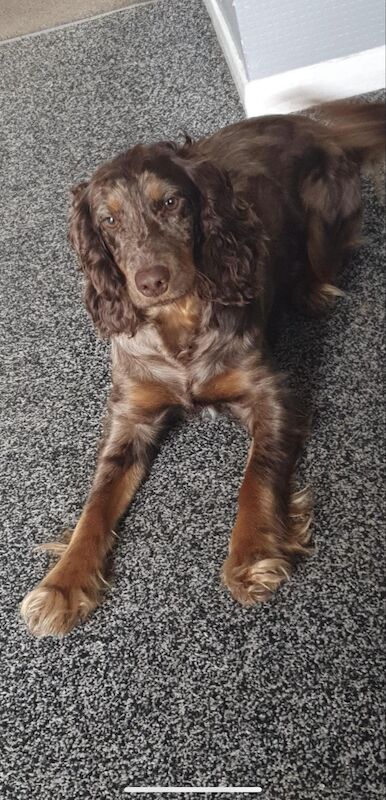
[163,196,178,210]
[103,215,117,227]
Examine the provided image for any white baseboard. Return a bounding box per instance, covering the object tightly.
[243,47,386,116]
[204,0,385,117]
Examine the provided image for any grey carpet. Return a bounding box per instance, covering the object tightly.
[0,1,384,798]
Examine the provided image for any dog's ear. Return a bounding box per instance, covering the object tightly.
[68,182,140,338]
[182,160,264,305]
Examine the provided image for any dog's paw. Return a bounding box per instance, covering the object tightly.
[20,580,100,637]
[222,554,291,606]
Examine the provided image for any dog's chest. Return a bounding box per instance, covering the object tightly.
[127,324,220,400]
[153,321,245,404]
[114,298,250,405]
[154,296,201,359]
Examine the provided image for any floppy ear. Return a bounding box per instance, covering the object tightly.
[184,160,264,305]
[68,183,140,338]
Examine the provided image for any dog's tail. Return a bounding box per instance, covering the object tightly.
[316,100,385,166]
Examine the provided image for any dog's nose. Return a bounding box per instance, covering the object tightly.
[135,265,170,297]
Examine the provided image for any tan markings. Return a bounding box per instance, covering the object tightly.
[245,480,276,524]
[194,369,250,404]
[141,170,177,204]
[158,294,201,331]
[107,196,123,215]
[130,381,180,412]
[56,463,145,579]
[230,469,279,557]
[143,174,166,203]
[222,556,291,606]
[307,282,345,313]
[20,463,145,637]
[223,469,313,606]
[287,486,313,554]
[153,293,201,355]
[223,463,291,605]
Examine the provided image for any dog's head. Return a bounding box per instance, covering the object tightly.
[69,141,262,337]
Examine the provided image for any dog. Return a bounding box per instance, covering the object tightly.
[21,100,385,636]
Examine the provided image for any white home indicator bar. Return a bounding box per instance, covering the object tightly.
[123,789,263,795]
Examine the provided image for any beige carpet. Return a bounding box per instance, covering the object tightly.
[0,0,155,40]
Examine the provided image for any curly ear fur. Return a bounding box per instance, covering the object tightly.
[69,184,140,338]
[184,160,265,305]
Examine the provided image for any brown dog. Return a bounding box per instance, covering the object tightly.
[21,101,385,636]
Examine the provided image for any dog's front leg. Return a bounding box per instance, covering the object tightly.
[195,366,312,605]
[223,369,312,605]
[21,381,177,637]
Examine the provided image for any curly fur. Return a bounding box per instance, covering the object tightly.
[183,159,266,305]
[69,184,142,337]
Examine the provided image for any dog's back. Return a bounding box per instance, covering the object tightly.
[193,101,385,313]
[195,100,385,175]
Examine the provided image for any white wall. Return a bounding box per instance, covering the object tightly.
[233,0,385,82]
[204,0,385,115]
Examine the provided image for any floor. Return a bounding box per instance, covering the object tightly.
[0,1,384,798]
[0,0,154,40]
